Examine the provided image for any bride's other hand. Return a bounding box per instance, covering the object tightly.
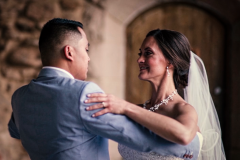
[84,93,129,117]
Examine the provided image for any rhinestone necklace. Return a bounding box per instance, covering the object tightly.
[143,89,178,112]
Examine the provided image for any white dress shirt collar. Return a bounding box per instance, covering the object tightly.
[42,66,74,79]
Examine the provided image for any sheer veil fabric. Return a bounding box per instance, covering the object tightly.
[184,52,226,160]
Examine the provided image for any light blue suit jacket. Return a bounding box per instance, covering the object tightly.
[8,68,199,160]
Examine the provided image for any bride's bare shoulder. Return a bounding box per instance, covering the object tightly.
[174,101,198,117]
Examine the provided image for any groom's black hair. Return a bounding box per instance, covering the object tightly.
[39,18,84,66]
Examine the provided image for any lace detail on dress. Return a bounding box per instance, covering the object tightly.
[118,144,184,160]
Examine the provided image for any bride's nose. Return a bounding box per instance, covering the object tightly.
[137,56,145,63]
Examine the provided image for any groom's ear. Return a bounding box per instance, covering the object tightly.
[63,45,74,61]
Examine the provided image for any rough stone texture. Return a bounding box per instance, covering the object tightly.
[0,0,85,159]
[82,0,105,81]
[7,47,41,68]
[60,0,81,10]
[15,18,36,32]
[25,1,56,22]
[86,0,106,8]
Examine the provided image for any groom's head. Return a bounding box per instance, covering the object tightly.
[39,18,90,80]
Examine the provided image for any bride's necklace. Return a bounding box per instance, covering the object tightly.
[143,89,178,112]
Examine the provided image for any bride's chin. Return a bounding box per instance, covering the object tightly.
[138,75,148,81]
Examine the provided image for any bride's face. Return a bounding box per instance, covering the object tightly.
[137,36,169,84]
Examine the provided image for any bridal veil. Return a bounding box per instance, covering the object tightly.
[184,51,226,160]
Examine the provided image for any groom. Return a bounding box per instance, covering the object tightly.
[8,18,199,160]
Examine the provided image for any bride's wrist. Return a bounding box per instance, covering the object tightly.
[124,102,137,116]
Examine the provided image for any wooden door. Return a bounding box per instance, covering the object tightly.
[126,3,225,122]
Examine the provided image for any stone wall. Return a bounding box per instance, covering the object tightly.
[0,0,87,159]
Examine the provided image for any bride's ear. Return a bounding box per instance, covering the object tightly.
[167,62,174,69]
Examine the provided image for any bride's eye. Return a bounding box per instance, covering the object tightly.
[144,51,152,56]
[138,52,142,56]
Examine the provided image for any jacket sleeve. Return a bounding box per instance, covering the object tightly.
[79,82,200,160]
[8,113,20,139]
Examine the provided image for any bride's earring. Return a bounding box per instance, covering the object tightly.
[167,66,170,77]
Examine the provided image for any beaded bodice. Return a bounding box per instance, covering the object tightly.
[118,144,184,160]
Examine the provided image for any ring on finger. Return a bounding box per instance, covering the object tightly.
[102,102,105,107]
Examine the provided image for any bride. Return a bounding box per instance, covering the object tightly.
[85,29,226,160]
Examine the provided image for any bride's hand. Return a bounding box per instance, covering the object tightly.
[84,93,129,117]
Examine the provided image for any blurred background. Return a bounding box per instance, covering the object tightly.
[0,0,239,159]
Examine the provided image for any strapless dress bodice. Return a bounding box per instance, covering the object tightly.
[118,144,184,160]
[118,132,203,160]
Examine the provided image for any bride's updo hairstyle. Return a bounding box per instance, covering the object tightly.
[146,29,191,89]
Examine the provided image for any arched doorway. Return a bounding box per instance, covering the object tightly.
[125,3,225,124]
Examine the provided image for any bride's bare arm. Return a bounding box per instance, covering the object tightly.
[85,93,198,145]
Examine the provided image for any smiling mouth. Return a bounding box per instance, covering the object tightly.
[139,66,149,71]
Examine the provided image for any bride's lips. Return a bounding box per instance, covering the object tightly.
[139,66,149,71]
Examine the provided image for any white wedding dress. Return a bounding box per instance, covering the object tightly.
[118,144,184,160]
[118,132,203,160]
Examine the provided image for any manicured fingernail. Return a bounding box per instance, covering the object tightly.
[87,94,91,97]
[86,107,89,110]
[92,114,95,117]
[84,100,88,103]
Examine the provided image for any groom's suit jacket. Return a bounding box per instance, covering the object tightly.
[8,67,200,160]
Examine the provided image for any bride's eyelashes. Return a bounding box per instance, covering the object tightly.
[144,51,153,57]
[138,51,153,57]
